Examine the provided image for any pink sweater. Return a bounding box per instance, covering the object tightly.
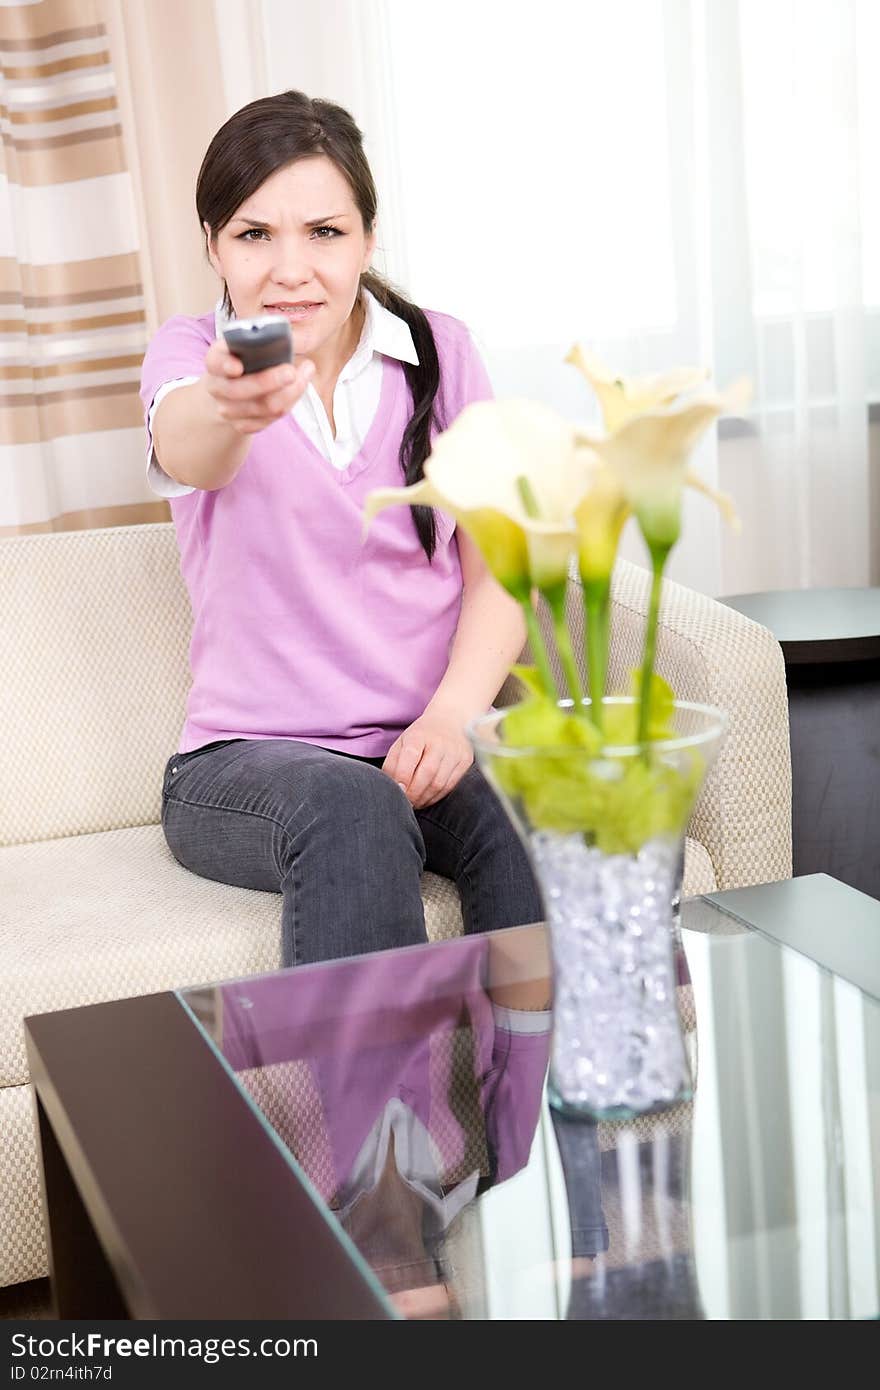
[140,309,494,755]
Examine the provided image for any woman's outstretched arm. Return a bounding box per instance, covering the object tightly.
[152,337,314,491]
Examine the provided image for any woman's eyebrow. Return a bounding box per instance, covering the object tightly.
[229,212,350,229]
[303,213,348,226]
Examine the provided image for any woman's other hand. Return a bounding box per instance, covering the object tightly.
[382,711,473,810]
[202,336,315,435]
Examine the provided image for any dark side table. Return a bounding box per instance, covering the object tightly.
[721,588,880,900]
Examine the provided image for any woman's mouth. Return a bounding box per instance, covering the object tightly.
[264,303,323,322]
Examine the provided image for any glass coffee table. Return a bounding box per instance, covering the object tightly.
[24,876,880,1320]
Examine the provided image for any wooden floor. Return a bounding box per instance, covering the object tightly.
[0,1278,53,1320]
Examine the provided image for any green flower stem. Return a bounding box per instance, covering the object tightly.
[545,582,586,713]
[637,544,670,745]
[582,577,610,733]
[516,475,541,518]
[512,475,569,707]
[519,599,557,699]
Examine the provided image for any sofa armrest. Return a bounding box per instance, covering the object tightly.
[495,558,792,891]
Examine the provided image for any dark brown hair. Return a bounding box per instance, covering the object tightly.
[196,90,443,559]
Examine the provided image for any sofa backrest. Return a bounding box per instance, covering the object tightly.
[1,523,191,846]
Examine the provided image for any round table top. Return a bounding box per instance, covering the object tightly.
[721,587,880,664]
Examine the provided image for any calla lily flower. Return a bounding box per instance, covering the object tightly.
[576,379,749,550]
[364,398,591,595]
[573,446,631,585]
[565,346,710,433]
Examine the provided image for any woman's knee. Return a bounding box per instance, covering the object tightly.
[282,760,428,952]
[283,756,426,866]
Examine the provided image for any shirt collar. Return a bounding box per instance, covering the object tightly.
[213,287,419,374]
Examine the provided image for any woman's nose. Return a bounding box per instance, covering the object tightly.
[271,237,313,287]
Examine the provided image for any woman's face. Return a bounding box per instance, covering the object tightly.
[206,155,376,368]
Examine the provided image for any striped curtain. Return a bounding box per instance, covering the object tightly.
[0,0,167,535]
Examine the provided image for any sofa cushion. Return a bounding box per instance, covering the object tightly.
[0,824,465,1089]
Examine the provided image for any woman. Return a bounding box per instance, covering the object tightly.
[140,89,542,967]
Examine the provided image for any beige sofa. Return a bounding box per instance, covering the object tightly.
[0,522,792,1288]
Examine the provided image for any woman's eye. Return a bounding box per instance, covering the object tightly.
[235,226,341,242]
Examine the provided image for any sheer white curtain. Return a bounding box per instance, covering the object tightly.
[256,0,879,596]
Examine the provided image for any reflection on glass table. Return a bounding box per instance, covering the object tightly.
[179,897,879,1320]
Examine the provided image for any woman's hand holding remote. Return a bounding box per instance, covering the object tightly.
[151,339,316,491]
[202,337,315,436]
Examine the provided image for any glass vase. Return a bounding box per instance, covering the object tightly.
[470,698,726,1120]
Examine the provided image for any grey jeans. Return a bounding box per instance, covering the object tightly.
[161,738,543,967]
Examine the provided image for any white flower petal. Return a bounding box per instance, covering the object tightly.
[425,399,588,522]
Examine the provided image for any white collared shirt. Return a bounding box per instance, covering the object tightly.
[146,288,420,498]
